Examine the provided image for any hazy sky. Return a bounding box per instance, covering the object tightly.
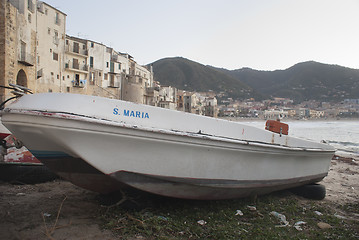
[44,0,359,70]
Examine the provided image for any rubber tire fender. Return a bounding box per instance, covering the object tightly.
[290,183,326,200]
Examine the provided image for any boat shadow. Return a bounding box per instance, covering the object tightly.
[96,186,300,212]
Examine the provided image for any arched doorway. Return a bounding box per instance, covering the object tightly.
[16,70,28,87]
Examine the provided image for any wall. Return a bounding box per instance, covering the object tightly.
[0,0,36,102]
[0,0,6,100]
[36,1,66,93]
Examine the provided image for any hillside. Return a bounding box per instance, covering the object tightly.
[151,57,359,102]
[223,61,359,102]
[150,57,263,100]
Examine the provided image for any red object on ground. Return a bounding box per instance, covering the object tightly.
[265,120,289,135]
[3,135,41,164]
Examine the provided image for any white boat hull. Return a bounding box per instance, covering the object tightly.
[1,93,335,199]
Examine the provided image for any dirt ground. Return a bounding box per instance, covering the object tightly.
[0,157,358,240]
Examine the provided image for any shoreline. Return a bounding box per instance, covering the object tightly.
[220,117,359,122]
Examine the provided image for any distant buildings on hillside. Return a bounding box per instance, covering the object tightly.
[218,97,359,119]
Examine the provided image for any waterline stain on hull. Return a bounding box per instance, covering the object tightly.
[31,151,125,194]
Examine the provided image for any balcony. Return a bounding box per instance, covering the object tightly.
[18,53,35,66]
[108,74,120,88]
[65,61,89,73]
[65,45,88,57]
[72,79,86,88]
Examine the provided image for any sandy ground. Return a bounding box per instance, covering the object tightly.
[0,157,358,240]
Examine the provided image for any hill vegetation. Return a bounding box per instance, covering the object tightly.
[150,57,263,100]
[151,58,359,103]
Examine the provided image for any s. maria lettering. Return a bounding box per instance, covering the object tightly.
[113,108,150,119]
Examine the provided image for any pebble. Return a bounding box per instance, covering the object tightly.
[317,222,332,229]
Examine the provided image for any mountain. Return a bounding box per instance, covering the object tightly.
[221,61,359,102]
[151,57,359,102]
[150,57,263,100]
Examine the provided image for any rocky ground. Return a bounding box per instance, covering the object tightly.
[0,156,358,240]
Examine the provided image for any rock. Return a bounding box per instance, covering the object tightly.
[317,222,332,229]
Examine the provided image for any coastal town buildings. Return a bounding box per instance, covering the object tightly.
[0,0,154,105]
[158,85,177,110]
[218,97,359,120]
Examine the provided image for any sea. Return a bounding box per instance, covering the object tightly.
[237,119,359,159]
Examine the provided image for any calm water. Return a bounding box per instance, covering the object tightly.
[239,120,359,157]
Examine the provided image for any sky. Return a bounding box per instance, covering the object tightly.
[43,0,359,71]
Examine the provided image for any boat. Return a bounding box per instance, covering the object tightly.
[0,121,58,183]
[0,118,11,140]
[1,93,335,199]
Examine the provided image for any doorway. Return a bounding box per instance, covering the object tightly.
[16,69,27,87]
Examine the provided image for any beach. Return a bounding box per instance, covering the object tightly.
[0,156,358,239]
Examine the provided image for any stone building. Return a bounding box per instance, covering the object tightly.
[0,0,37,101]
[36,1,66,93]
[203,97,218,117]
[158,86,177,110]
[0,0,154,104]
[121,57,153,104]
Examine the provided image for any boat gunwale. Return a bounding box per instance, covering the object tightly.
[2,108,336,153]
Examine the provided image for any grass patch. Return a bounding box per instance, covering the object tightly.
[98,189,359,239]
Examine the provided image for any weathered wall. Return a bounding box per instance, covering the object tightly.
[0,0,5,101]
[122,78,145,104]
[1,1,36,101]
[3,1,18,101]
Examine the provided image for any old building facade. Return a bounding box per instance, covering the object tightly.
[0,0,153,104]
[0,0,220,117]
[1,0,37,101]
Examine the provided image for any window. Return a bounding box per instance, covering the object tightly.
[28,0,33,12]
[83,44,86,50]
[55,12,60,25]
[28,13,31,23]
[90,72,95,85]
[106,62,109,68]
[53,52,58,61]
[57,74,59,79]
[73,42,79,53]
[91,42,94,48]
[66,40,68,45]
[104,74,108,80]
[118,63,121,70]
[90,56,94,68]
